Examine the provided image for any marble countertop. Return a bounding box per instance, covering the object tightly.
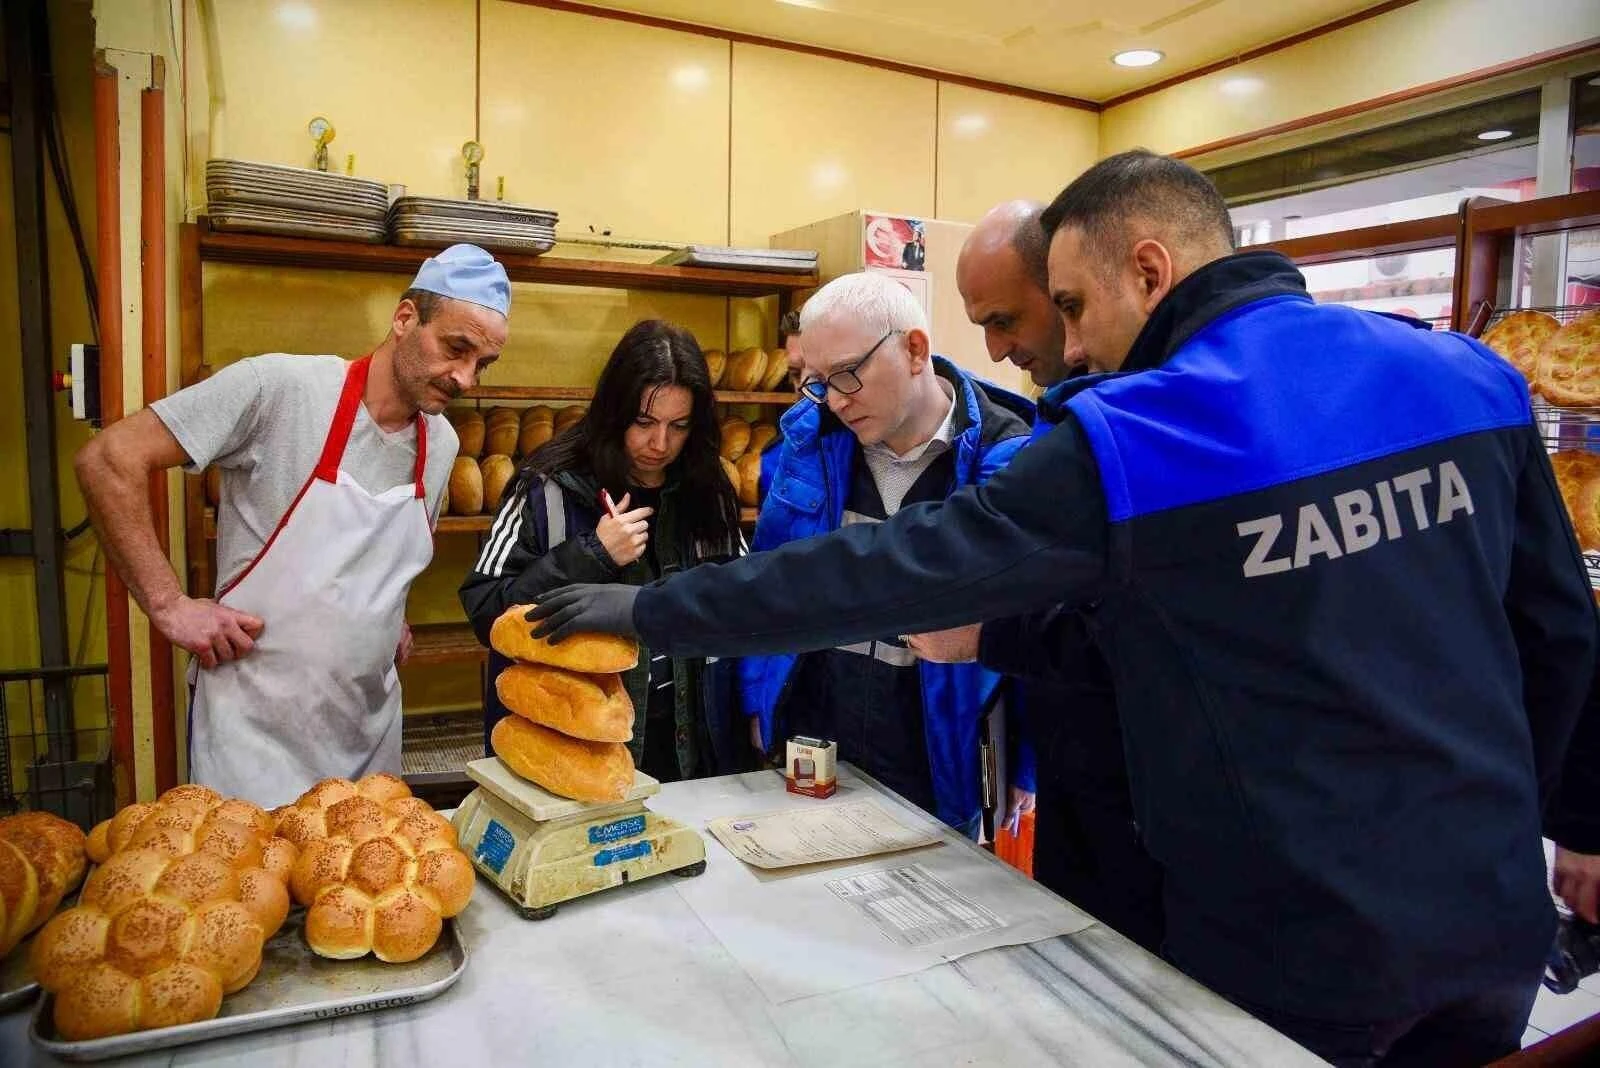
[1,770,1325,1067]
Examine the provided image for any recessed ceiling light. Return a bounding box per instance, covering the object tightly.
[1112,49,1164,68]
[1476,129,1513,141]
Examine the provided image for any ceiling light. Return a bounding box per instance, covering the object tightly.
[276,2,315,30]
[1219,76,1265,97]
[1476,129,1513,141]
[671,65,710,91]
[1112,49,1164,68]
[952,114,989,136]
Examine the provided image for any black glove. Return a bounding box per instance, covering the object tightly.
[525,584,641,644]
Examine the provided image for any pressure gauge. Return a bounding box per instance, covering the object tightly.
[462,141,485,165]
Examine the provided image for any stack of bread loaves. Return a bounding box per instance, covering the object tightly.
[30,785,295,1040]
[274,773,475,964]
[488,604,640,804]
[0,811,88,959]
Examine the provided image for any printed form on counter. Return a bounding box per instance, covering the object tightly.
[826,864,1007,948]
[706,799,942,869]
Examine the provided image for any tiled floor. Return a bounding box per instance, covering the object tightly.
[1521,841,1600,1049]
[1523,983,1600,1048]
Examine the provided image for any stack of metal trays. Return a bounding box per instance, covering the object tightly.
[655,245,819,274]
[390,196,559,256]
[205,159,390,242]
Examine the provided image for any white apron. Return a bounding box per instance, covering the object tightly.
[189,355,434,808]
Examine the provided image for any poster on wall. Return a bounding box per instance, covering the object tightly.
[864,214,927,272]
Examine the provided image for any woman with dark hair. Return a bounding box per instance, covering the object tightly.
[459,319,745,782]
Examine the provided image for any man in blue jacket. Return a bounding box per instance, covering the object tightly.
[742,271,1035,838]
[528,152,1598,1066]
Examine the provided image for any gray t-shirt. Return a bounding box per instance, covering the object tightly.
[153,354,458,593]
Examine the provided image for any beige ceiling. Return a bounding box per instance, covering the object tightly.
[560,0,1395,103]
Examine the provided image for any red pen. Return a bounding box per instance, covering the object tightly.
[599,489,620,518]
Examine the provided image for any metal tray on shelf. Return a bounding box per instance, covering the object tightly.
[206,159,390,201]
[393,218,557,241]
[390,195,558,227]
[30,911,468,1062]
[208,206,388,243]
[206,180,389,221]
[0,931,40,1013]
[655,246,818,273]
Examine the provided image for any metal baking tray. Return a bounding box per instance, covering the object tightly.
[30,911,467,1061]
[207,207,388,244]
[393,218,556,239]
[0,931,40,1014]
[390,195,558,226]
[392,229,556,256]
[206,159,390,200]
[206,180,389,221]
[655,246,818,273]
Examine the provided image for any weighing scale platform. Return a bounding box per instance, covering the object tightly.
[453,757,706,919]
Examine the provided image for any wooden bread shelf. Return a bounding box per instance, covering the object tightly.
[408,622,487,667]
[194,220,818,298]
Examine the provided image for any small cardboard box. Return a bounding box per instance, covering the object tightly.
[784,735,837,798]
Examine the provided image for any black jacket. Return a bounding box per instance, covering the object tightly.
[621,252,1598,1021]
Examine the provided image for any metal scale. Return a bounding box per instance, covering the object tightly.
[452,757,706,920]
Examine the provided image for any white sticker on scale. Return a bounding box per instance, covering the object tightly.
[825,864,1006,948]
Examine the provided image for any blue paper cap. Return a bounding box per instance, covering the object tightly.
[409,243,511,318]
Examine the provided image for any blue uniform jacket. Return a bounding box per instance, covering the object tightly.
[740,356,1038,829]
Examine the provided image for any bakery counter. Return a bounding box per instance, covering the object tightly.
[2,769,1322,1067]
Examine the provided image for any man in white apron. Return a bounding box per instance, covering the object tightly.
[75,245,511,807]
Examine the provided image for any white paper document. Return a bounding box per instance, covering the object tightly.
[826,864,1006,948]
[647,766,1097,1004]
[706,799,941,869]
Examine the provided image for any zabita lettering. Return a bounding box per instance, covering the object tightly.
[1236,461,1475,578]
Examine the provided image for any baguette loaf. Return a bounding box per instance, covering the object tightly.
[519,419,554,457]
[0,811,87,956]
[747,423,778,457]
[489,604,639,673]
[480,455,516,512]
[484,420,519,458]
[454,411,485,459]
[704,348,727,388]
[449,457,484,515]
[491,715,635,804]
[758,349,790,392]
[496,663,635,743]
[719,417,751,461]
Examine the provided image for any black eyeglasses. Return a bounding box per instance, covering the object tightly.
[800,330,897,404]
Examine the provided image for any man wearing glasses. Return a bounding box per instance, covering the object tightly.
[738,271,1037,838]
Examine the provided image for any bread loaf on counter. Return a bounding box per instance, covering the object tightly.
[496,663,635,743]
[491,715,634,804]
[489,604,639,673]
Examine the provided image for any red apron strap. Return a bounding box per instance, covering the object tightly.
[413,411,428,498]
[313,356,373,483]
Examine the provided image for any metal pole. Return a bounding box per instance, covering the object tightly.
[5,0,76,760]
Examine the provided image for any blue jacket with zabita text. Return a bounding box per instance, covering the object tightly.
[626,251,1598,1021]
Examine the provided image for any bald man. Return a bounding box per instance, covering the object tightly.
[952,202,1164,954]
[957,200,1074,389]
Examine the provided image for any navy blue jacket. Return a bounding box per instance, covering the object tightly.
[739,357,1037,829]
[624,251,1597,1021]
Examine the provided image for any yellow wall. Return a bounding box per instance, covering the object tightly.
[936,83,1100,223]
[1101,0,1600,157]
[181,0,1102,716]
